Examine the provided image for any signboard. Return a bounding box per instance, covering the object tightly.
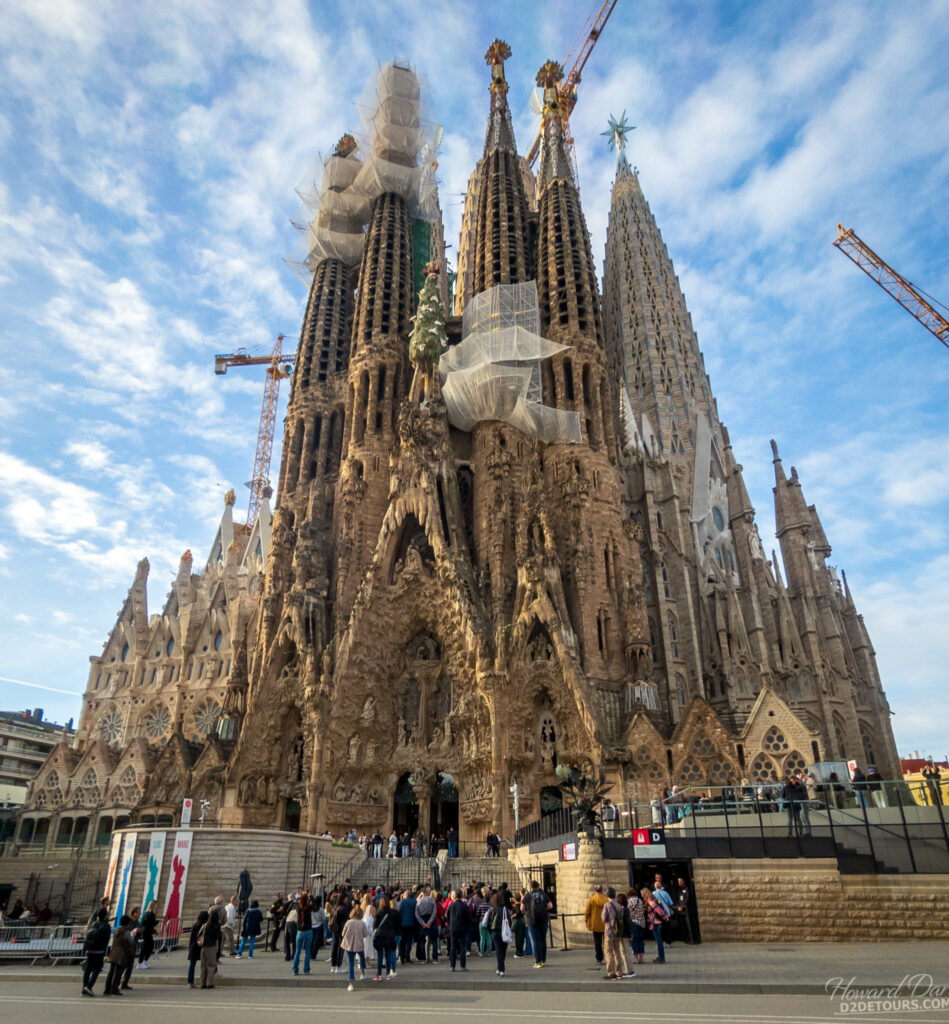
[632,827,667,860]
[561,841,577,862]
[141,831,166,911]
[103,832,123,902]
[180,798,193,826]
[113,832,137,925]
[162,831,194,938]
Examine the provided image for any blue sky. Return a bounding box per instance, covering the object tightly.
[1,0,947,761]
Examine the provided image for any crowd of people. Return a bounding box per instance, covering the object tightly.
[322,828,503,859]
[72,870,695,993]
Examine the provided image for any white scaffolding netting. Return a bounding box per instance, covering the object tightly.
[352,61,441,219]
[439,282,582,444]
[290,148,369,270]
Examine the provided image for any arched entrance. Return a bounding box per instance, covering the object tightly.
[392,772,419,836]
[430,771,458,838]
[284,798,301,832]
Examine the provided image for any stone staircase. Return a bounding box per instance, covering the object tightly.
[439,855,523,892]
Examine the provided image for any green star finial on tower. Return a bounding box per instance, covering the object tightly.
[602,111,635,157]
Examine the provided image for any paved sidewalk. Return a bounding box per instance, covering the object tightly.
[2,941,948,995]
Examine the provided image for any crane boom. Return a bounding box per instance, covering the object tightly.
[834,225,949,350]
[214,334,295,524]
[525,0,619,169]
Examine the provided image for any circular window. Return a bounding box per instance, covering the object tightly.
[194,701,221,736]
[712,507,725,532]
[213,630,223,652]
[144,706,171,740]
[99,712,122,743]
[763,727,789,754]
[692,736,715,758]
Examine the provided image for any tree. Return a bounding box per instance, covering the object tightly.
[555,761,611,832]
[409,261,447,370]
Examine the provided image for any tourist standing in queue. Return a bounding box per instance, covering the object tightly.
[626,888,647,965]
[398,888,417,965]
[292,892,313,975]
[602,889,634,980]
[372,894,399,980]
[120,905,141,990]
[643,886,668,963]
[199,900,222,988]
[235,899,262,957]
[221,895,237,957]
[447,889,471,971]
[268,893,285,952]
[340,905,368,992]
[484,891,510,977]
[136,900,159,970]
[583,884,609,966]
[521,880,552,968]
[81,907,110,996]
[187,910,208,989]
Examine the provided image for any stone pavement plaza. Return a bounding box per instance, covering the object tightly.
[2,940,948,997]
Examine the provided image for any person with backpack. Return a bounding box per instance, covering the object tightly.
[643,886,669,963]
[103,914,136,995]
[601,889,634,979]
[521,880,552,968]
[81,907,111,996]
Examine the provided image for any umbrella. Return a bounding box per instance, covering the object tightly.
[237,868,253,916]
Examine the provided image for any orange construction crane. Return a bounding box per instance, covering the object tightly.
[214,335,295,525]
[834,225,949,350]
[525,0,619,170]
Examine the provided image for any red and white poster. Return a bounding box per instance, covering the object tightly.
[103,832,123,902]
[847,760,858,781]
[162,830,193,938]
[180,798,193,826]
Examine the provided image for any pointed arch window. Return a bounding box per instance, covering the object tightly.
[667,611,679,658]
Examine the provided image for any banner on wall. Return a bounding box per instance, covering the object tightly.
[112,832,137,927]
[162,831,193,938]
[141,831,166,911]
[103,832,123,902]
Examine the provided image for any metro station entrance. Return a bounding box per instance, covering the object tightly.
[628,857,701,944]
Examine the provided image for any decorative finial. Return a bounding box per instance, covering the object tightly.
[536,59,563,89]
[224,488,236,507]
[485,38,512,68]
[333,134,358,158]
[181,549,193,563]
[602,111,635,156]
[423,260,440,277]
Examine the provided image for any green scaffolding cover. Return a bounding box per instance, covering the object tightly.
[410,218,431,310]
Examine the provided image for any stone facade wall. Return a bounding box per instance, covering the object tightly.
[693,858,949,941]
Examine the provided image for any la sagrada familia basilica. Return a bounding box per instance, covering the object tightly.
[18,44,898,848]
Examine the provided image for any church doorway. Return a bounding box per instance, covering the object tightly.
[393,772,419,836]
[429,771,459,838]
[284,798,300,833]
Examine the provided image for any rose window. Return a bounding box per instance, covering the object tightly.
[785,750,806,774]
[635,745,653,766]
[678,761,704,784]
[707,760,731,784]
[144,706,171,739]
[763,727,789,755]
[692,735,715,759]
[99,712,122,743]
[751,755,776,781]
[194,701,221,736]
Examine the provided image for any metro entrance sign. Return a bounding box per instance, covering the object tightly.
[632,827,666,859]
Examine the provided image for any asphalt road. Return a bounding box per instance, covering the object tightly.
[3,983,949,1024]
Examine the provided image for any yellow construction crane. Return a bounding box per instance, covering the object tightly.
[525,0,619,170]
[214,334,294,525]
[834,225,949,350]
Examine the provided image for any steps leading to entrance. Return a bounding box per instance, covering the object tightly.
[439,856,523,891]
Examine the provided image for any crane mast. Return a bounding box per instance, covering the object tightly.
[834,225,949,349]
[214,334,294,525]
[525,0,619,170]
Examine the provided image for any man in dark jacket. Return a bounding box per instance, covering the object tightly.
[268,892,285,952]
[446,892,471,971]
[82,908,111,995]
[522,880,552,967]
[784,774,806,836]
[398,889,417,964]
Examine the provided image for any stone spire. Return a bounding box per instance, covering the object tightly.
[534,59,574,192]
[472,40,531,295]
[771,439,812,538]
[602,146,719,464]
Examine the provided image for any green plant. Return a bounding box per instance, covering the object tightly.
[555,761,611,830]
[331,841,358,848]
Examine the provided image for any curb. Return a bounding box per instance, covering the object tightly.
[0,972,842,996]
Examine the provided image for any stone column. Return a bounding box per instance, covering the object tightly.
[413,781,432,845]
[556,831,605,949]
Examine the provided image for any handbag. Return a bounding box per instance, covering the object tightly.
[481,909,491,928]
[500,909,512,944]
